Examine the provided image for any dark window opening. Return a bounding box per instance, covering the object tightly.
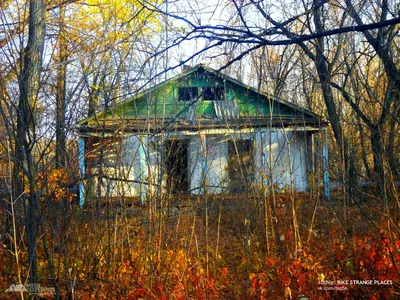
[203,87,225,100]
[178,87,199,101]
[228,139,254,194]
[165,139,189,194]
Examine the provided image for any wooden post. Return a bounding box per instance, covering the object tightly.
[322,129,330,200]
[307,132,315,192]
[260,131,267,194]
[78,137,85,207]
[139,136,147,204]
[200,133,207,194]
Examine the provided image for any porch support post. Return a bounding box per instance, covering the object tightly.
[78,137,85,208]
[200,133,207,195]
[322,129,330,200]
[139,136,148,204]
[259,131,267,194]
[308,132,315,192]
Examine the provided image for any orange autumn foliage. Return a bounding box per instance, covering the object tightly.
[0,194,399,299]
[23,168,76,202]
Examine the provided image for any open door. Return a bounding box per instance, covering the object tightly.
[165,139,189,194]
[228,139,254,194]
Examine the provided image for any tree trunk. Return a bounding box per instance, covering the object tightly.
[357,118,372,180]
[386,113,399,178]
[370,126,386,198]
[313,0,357,197]
[55,3,67,168]
[14,0,46,286]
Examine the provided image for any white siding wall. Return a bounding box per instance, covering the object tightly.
[98,135,151,198]
[256,130,309,192]
[188,135,205,194]
[206,135,229,194]
[147,137,161,197]
[97,129,310,198]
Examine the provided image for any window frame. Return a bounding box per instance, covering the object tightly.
[178,87,199,101]
[202,86,225,101]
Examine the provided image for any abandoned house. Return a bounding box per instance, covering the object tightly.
[77,64,329,205]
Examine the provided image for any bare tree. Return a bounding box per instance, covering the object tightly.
[139,0,399,199]
[55,2,68,168]
[13,0,46,286]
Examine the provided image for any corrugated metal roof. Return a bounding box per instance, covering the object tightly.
[214,100,239,120]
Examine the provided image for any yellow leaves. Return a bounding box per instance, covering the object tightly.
[24,168,74,202]
[21,179,31,196]
[59,0,160,60]
[39,260,47,268]
[77,0,156,36]
[38,168,67,200]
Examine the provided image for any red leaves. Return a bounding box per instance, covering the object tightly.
[130,288,148,299]
[221,267,229,276]
[153,283,166,300]
[2,192,399,300]
[277,267,291,286]
[196,285,205,299]
[265,257,276,268]
[395,240,400,249]
[248,272,269,299]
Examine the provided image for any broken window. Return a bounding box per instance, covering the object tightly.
[203,87,225,100]
[178,87,199,101]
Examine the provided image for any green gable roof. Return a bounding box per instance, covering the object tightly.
[79,64,324,132]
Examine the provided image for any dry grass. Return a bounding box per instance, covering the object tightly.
[1,193,400,299]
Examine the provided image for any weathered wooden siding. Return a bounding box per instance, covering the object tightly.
[188,135,205,194]
[256,130,309,192]
[206,135,229,194]
[86,67,309,126]
[91,129,310,198]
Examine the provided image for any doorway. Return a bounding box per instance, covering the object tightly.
[165,139,189,194]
